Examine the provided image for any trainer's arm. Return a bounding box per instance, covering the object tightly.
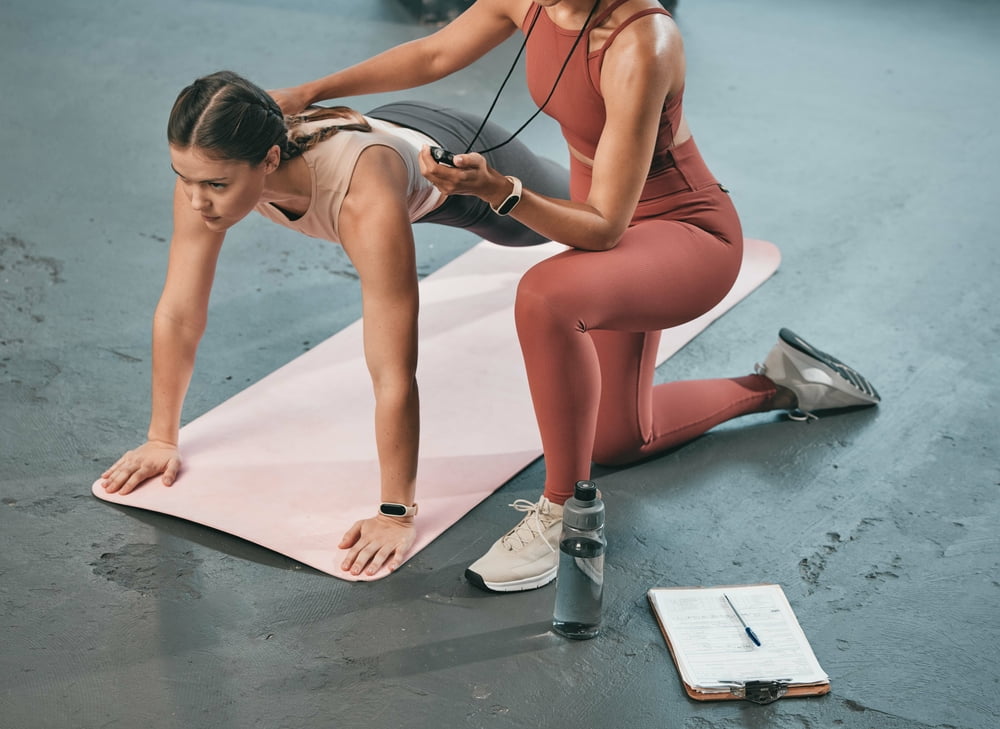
[335,145,421,576]
[419,13,683,251]
[270,0,518,112]
[101,181,225,494]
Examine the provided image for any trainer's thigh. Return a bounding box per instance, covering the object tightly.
[516,218,741,333]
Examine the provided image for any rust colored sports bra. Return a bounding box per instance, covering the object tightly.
[523,0,681,168]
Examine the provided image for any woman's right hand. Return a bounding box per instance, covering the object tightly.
[268,85,312,116]
[100,440,182,495]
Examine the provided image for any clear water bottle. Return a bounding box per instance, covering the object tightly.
[552,480,606,640]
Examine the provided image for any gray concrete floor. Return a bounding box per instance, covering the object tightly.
[2,1,998,727]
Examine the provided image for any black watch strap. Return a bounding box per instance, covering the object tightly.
[490,176,522,216]
[379,502,418,518]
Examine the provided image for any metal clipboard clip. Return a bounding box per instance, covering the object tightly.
[718,679,790,705]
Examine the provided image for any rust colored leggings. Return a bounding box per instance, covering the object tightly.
[515,139,776,503]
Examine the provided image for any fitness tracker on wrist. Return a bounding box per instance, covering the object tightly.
[490,176,522,216]
[379,502,418,518]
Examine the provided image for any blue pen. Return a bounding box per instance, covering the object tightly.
[724,593,762,647]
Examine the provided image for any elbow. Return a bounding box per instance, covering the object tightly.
[369,366,418,399]
[413,40,456,85]
[153,306,207,343]
[594,234,623,251]
[574,208,628,251]
[371,373,420,412]
[586,224,627,252]
[424,56,453,84]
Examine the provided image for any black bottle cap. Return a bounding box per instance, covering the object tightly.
[574,480,597,502]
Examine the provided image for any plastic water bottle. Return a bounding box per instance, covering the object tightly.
[552,480,606,640]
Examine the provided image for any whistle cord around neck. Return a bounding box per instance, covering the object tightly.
[462,0,602,156]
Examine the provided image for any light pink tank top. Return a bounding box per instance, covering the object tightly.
[254,122,441,243]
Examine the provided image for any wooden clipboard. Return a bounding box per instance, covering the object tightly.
[647,584,831,704]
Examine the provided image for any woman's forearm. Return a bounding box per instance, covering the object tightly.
[299,39,450,105]
[146,311,203,444]
[296,2,517,105]
[499,182,626,251]
[371,377,420,507]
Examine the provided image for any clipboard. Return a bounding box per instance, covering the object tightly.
[647,584,831,704]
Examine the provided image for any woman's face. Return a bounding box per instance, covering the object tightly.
[169,145,276,232]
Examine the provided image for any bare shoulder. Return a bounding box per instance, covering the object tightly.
[601,5,684,92]
[608,4,682,60]
[338,142,414,258]
[343,143,410,209]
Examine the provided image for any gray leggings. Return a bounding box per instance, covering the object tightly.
[366,101,569,247]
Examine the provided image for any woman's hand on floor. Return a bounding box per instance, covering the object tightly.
[339,514,416,576]
[100,440,181,495]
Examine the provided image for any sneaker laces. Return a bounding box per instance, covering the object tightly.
[500,499,560,553]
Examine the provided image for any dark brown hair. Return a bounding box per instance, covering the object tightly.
[167,70,370,163]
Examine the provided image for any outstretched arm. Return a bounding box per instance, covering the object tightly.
[101,181,225,494]
[334,145,424,576]
[270,0,522,114]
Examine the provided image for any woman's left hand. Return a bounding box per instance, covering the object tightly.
[339,514,416,576]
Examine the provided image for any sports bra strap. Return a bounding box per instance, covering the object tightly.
[591,0,632,28]
[598,7,671,51]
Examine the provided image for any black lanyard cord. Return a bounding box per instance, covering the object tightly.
[462,0,602,156]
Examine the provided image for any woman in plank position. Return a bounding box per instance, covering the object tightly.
[99,70,571,576]
[271,0,880,591]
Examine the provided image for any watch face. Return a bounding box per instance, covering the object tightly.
[380,503,408,517]
[497,195,520,215]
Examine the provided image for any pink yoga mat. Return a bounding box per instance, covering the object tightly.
[92,238,780,579]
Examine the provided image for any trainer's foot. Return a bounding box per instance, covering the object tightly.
[465,496,562,593]
[756,328,880,421]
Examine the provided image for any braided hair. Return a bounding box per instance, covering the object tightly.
[167,70,370,163]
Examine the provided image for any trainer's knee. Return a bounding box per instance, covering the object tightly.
[514,262,578,332]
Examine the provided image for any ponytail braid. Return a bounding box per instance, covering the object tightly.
[282,106,372,160]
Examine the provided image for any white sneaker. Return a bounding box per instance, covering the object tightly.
[465,496,563,592]
[756,328,881,420]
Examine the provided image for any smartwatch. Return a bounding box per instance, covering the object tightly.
[490,176,522,216]
[379,502,418,518]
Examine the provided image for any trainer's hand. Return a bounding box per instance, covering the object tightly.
[268,86,311,117]
[100,440,181,495]
[339,514,416,576]
[418,147,494,198]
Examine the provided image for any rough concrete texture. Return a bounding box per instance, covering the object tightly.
[2,1,998,728]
